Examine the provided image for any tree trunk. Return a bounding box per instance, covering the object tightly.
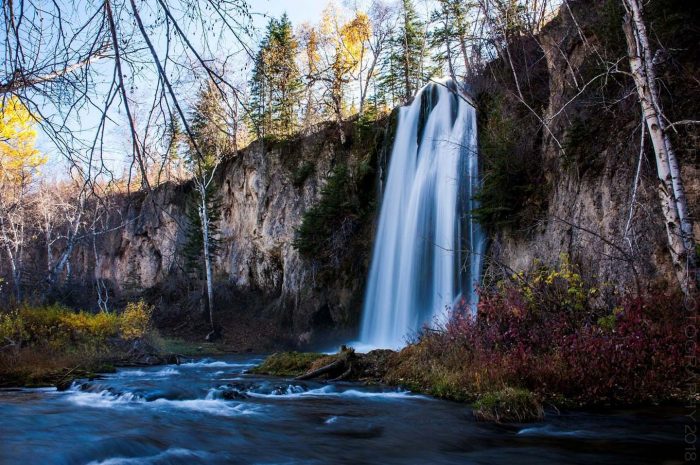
[455,12,471,78]
[198,182,217,337]
[402,8,412,101]
[6,246,21,301]
[47,195,84,286]
[445,32,456,83]
[622,0,697,295]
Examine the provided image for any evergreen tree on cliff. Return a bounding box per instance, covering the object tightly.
[380,0,426,103]
[429,0,475,80]
[249,15,303,139]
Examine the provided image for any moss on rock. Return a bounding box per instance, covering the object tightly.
[473,388,544,423]
[249,351,326,377]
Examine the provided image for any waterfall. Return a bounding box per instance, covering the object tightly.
[358,80,485,350]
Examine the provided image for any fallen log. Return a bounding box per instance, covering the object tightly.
[294,359,345,380]
[330,364,354,381]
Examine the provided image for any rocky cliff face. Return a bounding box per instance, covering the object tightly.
[88,122,384,347]
[480,0,698,297]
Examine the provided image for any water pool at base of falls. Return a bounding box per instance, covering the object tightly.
[0,356,686,465]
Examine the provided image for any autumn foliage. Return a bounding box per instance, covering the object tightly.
[0,96,46,184]
[385,258,693,407]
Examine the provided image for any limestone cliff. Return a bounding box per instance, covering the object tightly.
[478,0,698,297]
[88,122,385,347]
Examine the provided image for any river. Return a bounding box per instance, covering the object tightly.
[0,355,686,464]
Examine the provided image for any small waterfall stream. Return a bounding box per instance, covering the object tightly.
[359,80,485,349]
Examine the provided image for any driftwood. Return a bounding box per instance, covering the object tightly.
[295,359,345,380]
[294,346,357,381]
[330,364,354,381]
[0,336,20,353]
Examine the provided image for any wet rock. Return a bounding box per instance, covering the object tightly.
[221,389,249,400]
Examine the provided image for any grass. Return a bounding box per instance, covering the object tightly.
[249,351,326,377]
[158,337,233,356]
[250,348,546,423]
[473,388,544,423]
[0,350,117,389]
[0,301,159,388]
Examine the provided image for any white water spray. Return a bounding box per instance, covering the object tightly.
[358,80,485,350]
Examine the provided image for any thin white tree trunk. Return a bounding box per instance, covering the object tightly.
[624,0,695,255]
[47,198,84,285]
[198,181,216,337]
[622,0,697,295]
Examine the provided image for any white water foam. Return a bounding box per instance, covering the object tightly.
[181,359,259,368]
[246,384,427,401]
[114,367,180,378]
[517,425,592,438]
[64,387,257,416]
[86,448,210,465]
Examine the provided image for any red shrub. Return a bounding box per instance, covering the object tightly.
[418,289,693,406]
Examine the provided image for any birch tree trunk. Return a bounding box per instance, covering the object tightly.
[198,180,217,339]
[47,195,85,286]
[622,0,697,295]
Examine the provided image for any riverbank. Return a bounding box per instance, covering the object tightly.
[252,344,695,424]
[251,348,544,423]
[3,353,685,465]
[0,333,244,389]
[252,280,697,424]
[0,302,177,389]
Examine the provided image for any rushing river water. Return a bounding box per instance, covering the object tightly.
[0,356,686,465]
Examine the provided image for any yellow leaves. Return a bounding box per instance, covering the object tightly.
[508,254,590,312]
[319,5,372,78]
[0,97,46,186]
[299,23,321,75]
[120,300,153,340]
[336,12,372,74]
[340,12,371,63]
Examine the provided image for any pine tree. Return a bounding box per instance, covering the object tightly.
[429,0,475,80]
[270,14,303,136]
[189,81,233,159]
[249,27,272,138]
[377,0,427,104]
[248,15,303,139]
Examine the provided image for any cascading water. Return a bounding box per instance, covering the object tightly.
[359,80,485,350]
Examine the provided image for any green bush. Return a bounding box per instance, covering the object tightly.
[473,93,548,232]
[291,161,315,187]
[473,388,544,423]
[293,164,359,258]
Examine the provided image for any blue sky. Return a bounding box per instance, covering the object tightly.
[38,1,336,177]
[38,0,399,178]
[256,0,331,27]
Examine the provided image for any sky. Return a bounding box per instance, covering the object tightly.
[256,0,331,28]
[35,0,432,180]
[37,0,341,178]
